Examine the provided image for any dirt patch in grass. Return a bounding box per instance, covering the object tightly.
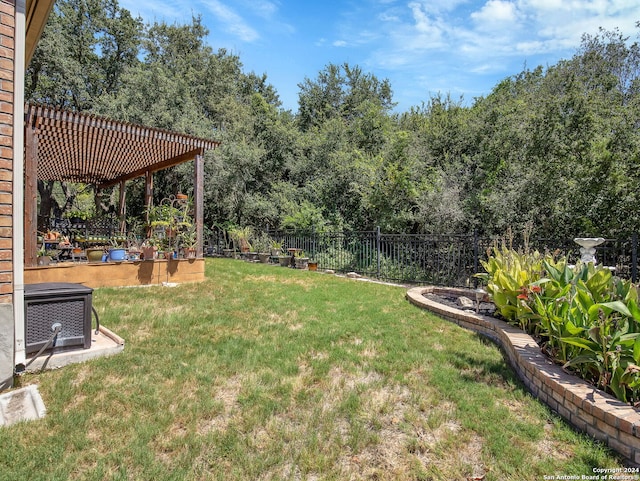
[197,375,245,435]
[265,310,300,327]
[535,422,574,462]
[245,274,313,290]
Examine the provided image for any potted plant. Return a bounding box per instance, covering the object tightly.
[229,226,253,257]
[294,250,309,270]
[308,259,318,271]
[126,232,143,261]
[63,209,91,226]
[270,240,283,257]
[86,246,105,262]
[180,225,198,259]
[278,254,292,267]
[140,237,158,260]
[36,247,55,266]
[108,237,127,262]
[252,232,272,263]
[235,226,253,252]
[146,197,192,245]
[159,235,175,260]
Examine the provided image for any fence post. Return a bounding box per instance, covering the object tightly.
[376,226,381,279]
[632,233,638,283]
[473,228,479,288]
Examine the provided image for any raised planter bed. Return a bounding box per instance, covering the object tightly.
[25,258,205,288]
[406,285,640,466]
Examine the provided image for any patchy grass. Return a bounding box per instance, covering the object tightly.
[0,258,626,480]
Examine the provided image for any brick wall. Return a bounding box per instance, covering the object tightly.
[0,0,13,304]
[407,286,640,467]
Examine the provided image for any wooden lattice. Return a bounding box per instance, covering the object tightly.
[25,103,220,187]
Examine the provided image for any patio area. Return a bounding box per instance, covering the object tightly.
[24,105,218,288]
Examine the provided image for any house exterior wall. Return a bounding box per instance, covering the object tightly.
[0,0,16,391]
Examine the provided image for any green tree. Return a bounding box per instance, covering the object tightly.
[27,0,142,109]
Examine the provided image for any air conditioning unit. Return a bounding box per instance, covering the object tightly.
[24,283,93,354]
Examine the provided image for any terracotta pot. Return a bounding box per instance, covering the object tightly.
[308,261,318,271]
[141,246,157,260]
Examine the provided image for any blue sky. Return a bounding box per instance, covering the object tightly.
[117,0,640,113]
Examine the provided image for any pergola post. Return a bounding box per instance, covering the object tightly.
[144,170,153,237]
[118,180,126,234]
[24,121,37,267]
[194,153,204,257]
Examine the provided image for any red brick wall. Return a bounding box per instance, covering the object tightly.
[0,0,14,303]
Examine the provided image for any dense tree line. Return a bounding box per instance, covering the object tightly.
[27,0,640,240]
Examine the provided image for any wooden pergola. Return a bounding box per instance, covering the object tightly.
[24,103,220,266]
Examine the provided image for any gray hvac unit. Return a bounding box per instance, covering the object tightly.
[24,283,93,354]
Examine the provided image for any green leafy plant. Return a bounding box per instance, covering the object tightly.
[37,246,56,257]
[478,246,640,404]
[252,232,272,254]
[475,243,546,330]
[179,225,198,249]
[228,226,253,252]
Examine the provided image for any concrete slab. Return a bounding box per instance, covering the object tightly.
[0,385,46,426]
[23,325,124,372]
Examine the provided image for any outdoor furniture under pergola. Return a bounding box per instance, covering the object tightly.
[24,103,220,267]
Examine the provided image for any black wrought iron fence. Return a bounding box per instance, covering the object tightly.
[206,228,640,287]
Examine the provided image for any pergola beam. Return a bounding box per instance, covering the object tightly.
[25,103,219,186]
[97,148,206,189]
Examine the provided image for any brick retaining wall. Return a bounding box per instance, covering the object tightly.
[406,286,640,466]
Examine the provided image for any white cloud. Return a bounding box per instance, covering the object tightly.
[237,0,278,19]
[379,12,400,22]
[414,0,470,15]
[409,2,444,38]
[201,0,259,42]
[471,0,520,28]
[118,0,190,22]
[333,40,348,47]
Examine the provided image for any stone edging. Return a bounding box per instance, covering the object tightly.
[406,286,640,466]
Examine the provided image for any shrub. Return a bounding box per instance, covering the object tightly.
[478,248,640,404]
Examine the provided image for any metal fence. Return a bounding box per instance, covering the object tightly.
[206,228,640,287]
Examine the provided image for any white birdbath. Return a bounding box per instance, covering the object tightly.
[574,237,605,264]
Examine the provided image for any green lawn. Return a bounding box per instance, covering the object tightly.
[0,258,626,480]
